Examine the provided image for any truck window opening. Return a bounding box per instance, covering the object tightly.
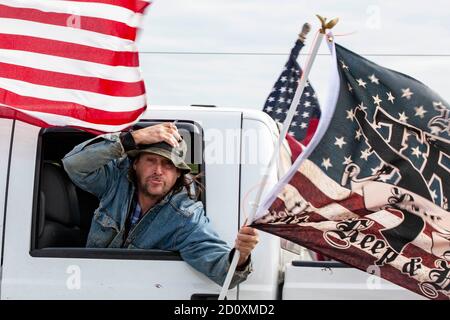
[30,121,205,259]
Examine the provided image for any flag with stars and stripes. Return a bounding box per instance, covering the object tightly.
[0,0,151,132]
[252,42,450,300]
[263,38,321,152]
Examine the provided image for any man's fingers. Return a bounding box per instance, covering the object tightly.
[235,237,258,248]
[237,233,258,243]
[135,123,181,146]
[171,130,182,143]
[239,226,258,236]
[234,242,255,254]
[235,225,259,256]
[236,227,259,252]
[164,125,182,145]
[151,124,180,147]
[162,132,180,147]
[235,241,256,250]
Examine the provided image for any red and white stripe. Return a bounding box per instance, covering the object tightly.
[253,159,450,300]
[0,0,151,131]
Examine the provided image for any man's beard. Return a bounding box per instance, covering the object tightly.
[139,175,166,198]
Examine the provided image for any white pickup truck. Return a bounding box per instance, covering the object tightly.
[0,105,424,299]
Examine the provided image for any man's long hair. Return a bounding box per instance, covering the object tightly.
[173,172,204,200]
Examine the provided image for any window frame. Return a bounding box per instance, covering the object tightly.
[30,120,205,261]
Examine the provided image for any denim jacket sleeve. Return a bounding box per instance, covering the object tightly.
[61,133,125,198]
[174,207,253,289]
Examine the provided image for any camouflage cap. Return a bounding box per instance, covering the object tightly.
[127,139,191,173]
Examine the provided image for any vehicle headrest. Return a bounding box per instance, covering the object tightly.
[40,161,80,227]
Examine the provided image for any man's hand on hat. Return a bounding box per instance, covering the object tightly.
[132,122,181,148]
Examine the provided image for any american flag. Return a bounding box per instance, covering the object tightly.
[263,37,321,152]
[0,0,151,132]
[253,42,450,300]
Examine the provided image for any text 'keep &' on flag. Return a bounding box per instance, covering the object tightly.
[253,39,450,300]
[0,0,151,132]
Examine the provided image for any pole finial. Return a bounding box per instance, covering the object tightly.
[316,15,339,34]
[299,23,311,43]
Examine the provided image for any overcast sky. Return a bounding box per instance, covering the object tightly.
[137,0,450,110]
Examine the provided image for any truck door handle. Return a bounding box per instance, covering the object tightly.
[191,293,225,300]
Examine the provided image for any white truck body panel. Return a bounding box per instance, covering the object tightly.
[0,119,12,269]
[283,263,426,300]
[238,111,280,300]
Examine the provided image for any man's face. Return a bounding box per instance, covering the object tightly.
[133,153,180,199]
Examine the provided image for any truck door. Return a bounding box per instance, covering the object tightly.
[0,119,13,270]
[1,110,242,299]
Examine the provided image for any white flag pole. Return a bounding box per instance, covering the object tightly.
[218,16,338,300]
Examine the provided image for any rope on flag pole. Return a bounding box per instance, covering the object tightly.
[218,15,339,300]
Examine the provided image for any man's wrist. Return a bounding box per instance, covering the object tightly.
[228,248,251,271]
[119,130,137,152]
[131,130,141,145]
[236,254,251,271]
[237,254,249,266]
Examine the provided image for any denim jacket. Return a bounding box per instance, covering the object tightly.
[62,133,252,288]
